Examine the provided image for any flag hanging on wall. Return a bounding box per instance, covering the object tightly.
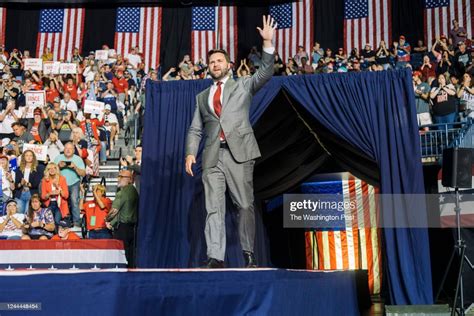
[343,0,392,54]
[191,6,238,64]
[424,0,473,48]
[304,173,382,295]
[115,7,162,71]
[0,7,6,46]
[269,0,314,63]
[36,8,85,61]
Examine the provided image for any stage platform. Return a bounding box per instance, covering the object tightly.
[0,268,368,315]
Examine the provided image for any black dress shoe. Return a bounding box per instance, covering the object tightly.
[243,251,257,268]
[202,258,225,269]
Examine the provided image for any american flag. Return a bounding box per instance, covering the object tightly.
[343,0,392,54]
[424,0,473,48]
[438,169,474,228]
[191,6,238,63]
[115,7,162,72]
[270,0,314,63]
[304,173,382,295]
[0,7,6,46]
[36,8,85,61]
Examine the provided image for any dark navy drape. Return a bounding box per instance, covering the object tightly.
[139,69,433,305]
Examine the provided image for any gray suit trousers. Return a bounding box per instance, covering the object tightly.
[202,147,255,261]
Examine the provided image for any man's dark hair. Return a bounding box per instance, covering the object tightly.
[11,121,25,129]
[207,49,230,63]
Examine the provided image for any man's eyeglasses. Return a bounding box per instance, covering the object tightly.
[118,175,131,179]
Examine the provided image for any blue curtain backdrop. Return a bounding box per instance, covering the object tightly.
[139,69,433,305]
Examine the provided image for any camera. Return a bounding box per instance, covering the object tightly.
[56,109,68,120]
[64,161,72,167]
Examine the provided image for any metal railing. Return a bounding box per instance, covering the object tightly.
[419,121,473,161]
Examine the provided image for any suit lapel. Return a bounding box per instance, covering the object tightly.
[222,78,238,112]
[199,87,219,119]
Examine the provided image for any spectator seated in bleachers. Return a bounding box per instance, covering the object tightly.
[22,193,55,240]
[0,199,25,240]
[51,218,80,240]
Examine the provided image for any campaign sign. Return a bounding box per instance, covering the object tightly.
[43,61,61,75]
[23,144,48,161]
[25,91,46,118]
[95,50,109,60]
[24,59,43,71]
[84,100,105,115]
[59,63,77,74]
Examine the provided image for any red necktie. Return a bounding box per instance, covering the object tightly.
[213,82,225,140]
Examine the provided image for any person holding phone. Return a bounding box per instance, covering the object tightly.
[54,142,86,228]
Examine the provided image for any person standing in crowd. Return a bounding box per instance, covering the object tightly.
[12,121,34,152]
[100,104,118,149]
[449,19,467,47]
[22,194,55,240]
[0,199,24,239]
[294,45,309,68]
[55,142,86,228]
[120,145,142,193]
[0,99,20,140]
[454,41,472,76]
[81,184,112,239]
[45,77,60,104]
[41,162,69,225]
[394,35,411,69]
[27,107,50,143]
[44,130,64,162]
[375,41,391,70]
[60,92,78,113]
[419,55,436,84]
[106,169,139,267]
[413,71,432,129]
[430,73,458,125]
[56,110,78,144]
[14,150,44,214]
[185,15,276,268]
[112,70,128,104]
[458,73,474,119]
[0,154,14,203]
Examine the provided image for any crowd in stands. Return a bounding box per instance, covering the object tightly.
[0,19,472,267]
[163,20,473,129]
[0,41,144,265]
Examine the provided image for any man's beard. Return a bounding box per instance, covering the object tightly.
[210,67,229,81]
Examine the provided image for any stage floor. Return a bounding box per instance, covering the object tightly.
[0,269,365,316]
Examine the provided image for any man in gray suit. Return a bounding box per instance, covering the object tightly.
[185,16,277,268]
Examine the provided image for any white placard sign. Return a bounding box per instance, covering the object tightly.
[25,91,46,118]
[23,144,48,161]
[59,63,77,74]
[43,61,61,75]
[24,58,43,71]
[84,100,105,115]
[95,50,108,60]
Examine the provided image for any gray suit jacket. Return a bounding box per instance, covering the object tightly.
[185,51,274,170]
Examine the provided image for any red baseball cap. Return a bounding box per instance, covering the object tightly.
[412,71,422,78]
